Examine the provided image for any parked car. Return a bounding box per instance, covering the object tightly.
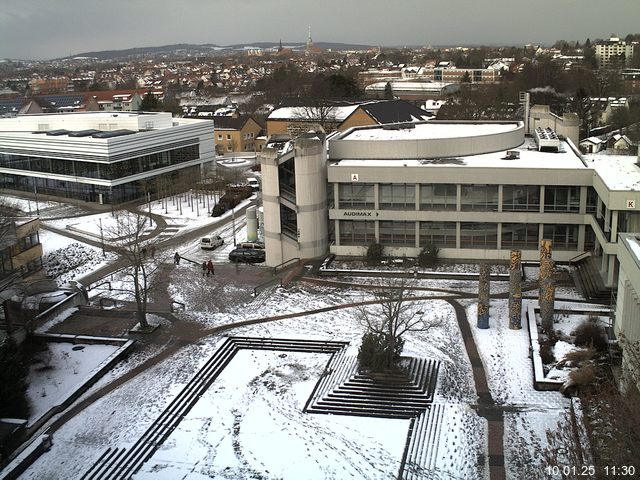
[228,248,266,263]
[247,177,260,192]
[201,235,224,250]
[238,241,265,250]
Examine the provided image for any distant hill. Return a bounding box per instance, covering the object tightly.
[67,41,375,60]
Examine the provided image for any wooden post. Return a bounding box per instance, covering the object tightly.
[509,250,522,329]
[477,263,490,328]
[539,240,555,331]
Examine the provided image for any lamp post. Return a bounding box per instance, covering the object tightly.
[99,218,105,256]
[34,182,40,215]
[232,204,237,246]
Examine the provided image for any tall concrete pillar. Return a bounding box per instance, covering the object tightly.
[477,263,490,329]
[539,239,555,331]
[509,250,522,330]
[246,206,258,242]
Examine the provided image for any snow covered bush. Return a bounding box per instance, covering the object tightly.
[43,242,104,282]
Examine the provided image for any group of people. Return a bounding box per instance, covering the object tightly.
[202,259,215,276]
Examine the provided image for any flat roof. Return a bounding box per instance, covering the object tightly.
[585,154,640,190]
[340,122,520,141]
[332,137,587,170]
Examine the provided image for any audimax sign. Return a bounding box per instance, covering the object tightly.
[342,211,379,217]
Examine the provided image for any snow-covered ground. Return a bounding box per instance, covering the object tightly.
[3,193,583,479]
[25,342,120,422]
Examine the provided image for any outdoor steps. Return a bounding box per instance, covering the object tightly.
[82,336,348,480]
[306,357,440,419]
[82,337,239,480]
[572,256,611,303]
[399,405,446,480]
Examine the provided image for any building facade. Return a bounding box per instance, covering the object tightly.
[0,217,43,283]
[595,36,636,68]
[260,121,640,288]
[0,112,215,204]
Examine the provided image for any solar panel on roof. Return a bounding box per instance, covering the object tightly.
[45,129,71,136]
[91,129,136,139]
[68,129,102,137]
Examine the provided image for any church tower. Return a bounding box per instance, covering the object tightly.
[306,26,314,54]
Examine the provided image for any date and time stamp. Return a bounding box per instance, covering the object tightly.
[546,465,636,477]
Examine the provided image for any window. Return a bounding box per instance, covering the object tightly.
[280,205,297,239]
[544,186,580,212]
[543,224,578,250]
[338,183,374,209]
[419,222,456,247]
[501,223,539,248]
[460,185,499,211]
[586,187,598,214]
[379,221,415,246]
[339,220,375,245]
[217,134,223,140]
[226,134,232,140]
[502,186,540,211]
[460,222,497,248]
[227,145,232,151]
[379,184,415,210]
[420,184,457,210]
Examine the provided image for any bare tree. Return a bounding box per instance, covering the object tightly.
[357,278,443,371]
[105,211,159,329]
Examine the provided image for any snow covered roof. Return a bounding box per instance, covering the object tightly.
[340,121,519,141]
[585,154,640,190]
[333,137,586,170]
[268,105,360,122]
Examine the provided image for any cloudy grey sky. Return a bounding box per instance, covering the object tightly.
[1,0,639,60]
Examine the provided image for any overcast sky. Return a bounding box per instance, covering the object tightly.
[1,0,639,60]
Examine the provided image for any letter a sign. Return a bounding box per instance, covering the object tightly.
[351,173,359,182]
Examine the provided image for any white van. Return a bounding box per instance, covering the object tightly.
[247,177,259,192]
[201,235,224,250]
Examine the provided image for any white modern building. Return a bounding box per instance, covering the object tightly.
[595,36,636,68]
[0,112,215,204]
[260,121,640,287]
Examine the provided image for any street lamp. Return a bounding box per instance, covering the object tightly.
[232,204,237,246]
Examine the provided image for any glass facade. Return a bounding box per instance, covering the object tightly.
[419,222,456,247]
[338,183,374,209]
[0,145,199,181]
[544,186,580,212]
[543,224,579,249]
[280,204,297,239]
[501,223,539,248]
[339,220,375,246]
[460,185,499,211]
[379,221,415,246]
[379,184,415,210]
[278,157,296,202]
[502,185,540,211]
[460,222,498,248]
[420,184,457,210]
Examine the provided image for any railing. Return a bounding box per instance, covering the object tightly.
[170,300,185,312]
[88,281,112,292]
[569,251,592,264]
[253,278,282,297]
[273,257,300,274]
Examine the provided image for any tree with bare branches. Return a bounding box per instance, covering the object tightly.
[357,279,442,371]
[105,211,159,329]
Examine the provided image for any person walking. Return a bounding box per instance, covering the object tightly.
[207,259,214,276]
[202,261,207,277]
[174,252,181,265]
[150,245,156,258]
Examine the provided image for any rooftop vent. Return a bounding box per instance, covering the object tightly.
[534,127,560,151]
[504,150,520,160]
[382,122,416,130]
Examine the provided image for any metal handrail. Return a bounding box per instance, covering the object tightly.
[273,257,300,274]
[88,281,112,292]
[170,300,185,312]
[253,278,283,297]
[569,251,592,264]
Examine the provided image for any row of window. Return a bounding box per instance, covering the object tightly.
[337,220,587,250]
[0,144,199,181]
[336,184,595,213]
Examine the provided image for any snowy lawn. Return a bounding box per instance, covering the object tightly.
[25,342,120,422]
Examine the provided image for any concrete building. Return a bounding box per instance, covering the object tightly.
[595,36,636,68]
[364,81,459,101]
[0,112,215,204]
[260,121,640,288]
[614,233,640,388]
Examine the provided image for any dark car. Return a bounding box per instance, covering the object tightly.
[228,248,266,263]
